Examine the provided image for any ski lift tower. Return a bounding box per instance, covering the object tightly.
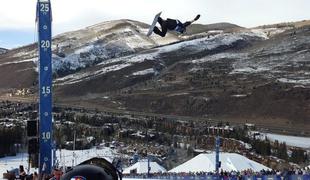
[36,0,53,175]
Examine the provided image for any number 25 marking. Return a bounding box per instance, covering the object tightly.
[40,4,49,12]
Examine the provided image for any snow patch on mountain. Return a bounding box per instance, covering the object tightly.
[0,57,37,67]
[231,66,271,74]
[11,49,37,59]
[161,32,244,52]
[277,78,310,85]
[52,41,135,73]
[132,68,155,76]
[55,63,131,85]
[251,27,291,38]
[55,31,266,86]
[0,48,7,55]
[49,20,180,74]
[191,53,248,64]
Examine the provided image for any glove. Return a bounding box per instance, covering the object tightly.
[194,14,200,21]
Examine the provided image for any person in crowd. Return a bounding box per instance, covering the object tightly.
[32,172,39,180]
[19,165,27,180]
[52,168,63,180]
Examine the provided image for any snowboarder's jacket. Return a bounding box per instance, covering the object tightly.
[165,18,191,33]
[175,20,186,33]
[153,14,200,37]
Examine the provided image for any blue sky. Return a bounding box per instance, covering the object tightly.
[0,0,310,49]
[0,30,35,49]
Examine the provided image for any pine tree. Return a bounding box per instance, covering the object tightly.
[277,142,288,160]
[290,148,306,163]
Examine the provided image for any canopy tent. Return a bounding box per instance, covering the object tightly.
[169,152,270,173]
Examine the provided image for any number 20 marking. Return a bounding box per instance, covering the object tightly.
[41,40,50,49]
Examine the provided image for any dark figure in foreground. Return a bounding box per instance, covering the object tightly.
[153,14,200,37]
[19,165,27,180]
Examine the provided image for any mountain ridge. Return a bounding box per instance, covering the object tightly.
[0,19,309,135]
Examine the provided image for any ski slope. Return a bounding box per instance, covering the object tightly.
[0,147,117,176]
[250,131,310,149]
[265,133,310,149]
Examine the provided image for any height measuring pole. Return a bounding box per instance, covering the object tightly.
[36,0,53,174]
[215,136,220,173]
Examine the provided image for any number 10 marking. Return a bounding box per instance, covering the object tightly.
[42,132,51,140]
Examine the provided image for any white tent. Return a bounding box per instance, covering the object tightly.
[123,160,167,174]
[169,152,270,173]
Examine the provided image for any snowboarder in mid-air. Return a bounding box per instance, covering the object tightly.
[152,14,200,37]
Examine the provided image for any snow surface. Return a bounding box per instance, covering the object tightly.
[56,147,116,167]
[277,78,310,85]
[12,50,37,58]
[0,58,37,67]
[0,147,117,176]
[55,63,131,85]
[231,94,247,98]
[50,19,180,73]
[250,29,269,39]
[251,27,290,38]
[123,160,167,174]
[132,68,155,76]
[191,53,248,64]
[56,31,265,86]
[0,153,36,176]
[265,133,310,149]
[169,152,270,173]
[231,66,271,74]
[249,131,310,149]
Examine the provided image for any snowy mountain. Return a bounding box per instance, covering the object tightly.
[52,23,310,135]
[0,19,310,134]
[52,19,181,74]
[54,30,266,87]
[0,19,180,88]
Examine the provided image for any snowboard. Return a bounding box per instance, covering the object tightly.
[146,12,162,36]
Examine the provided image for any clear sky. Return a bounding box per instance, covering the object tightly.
[0,0,309,49]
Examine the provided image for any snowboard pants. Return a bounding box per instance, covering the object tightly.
[153,17,178,37]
